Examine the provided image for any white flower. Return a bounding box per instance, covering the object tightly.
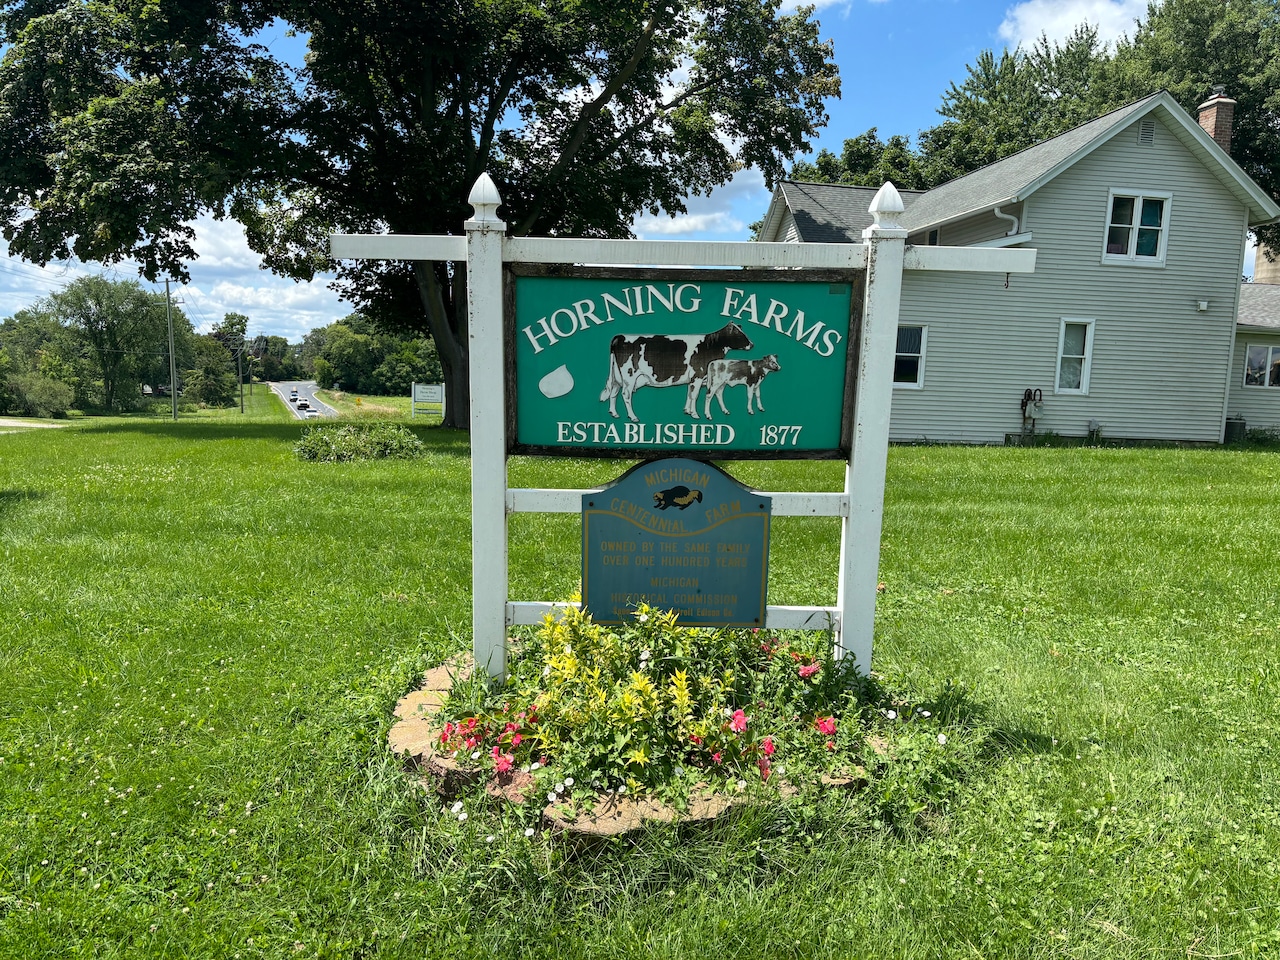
[547,792,558,803]
[919,710,931,718]
[486,835,495,844]
[457,812,467,822]
[520,764,530,773]
[555,783,565,794]
[640,649,651,661]
[884,710,897,720]
[736,780,747,792]
[564,777,574,787]
[524,827,535,837]
[937,734,948,745]
[637,613,648,622]
[450,801,464,814]
[470,751,480,760]
[529,762,540,771]
[564,644,572,655]
[617,785,627,795]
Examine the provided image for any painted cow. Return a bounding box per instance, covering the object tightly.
[704,354,782,419]
[599,323,754,422]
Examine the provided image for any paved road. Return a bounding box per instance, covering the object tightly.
[268,381,339,420]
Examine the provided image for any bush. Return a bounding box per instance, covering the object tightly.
[7,373,74,418]
[294,422,424,462]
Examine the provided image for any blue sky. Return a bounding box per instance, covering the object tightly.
[6,0,1247,341]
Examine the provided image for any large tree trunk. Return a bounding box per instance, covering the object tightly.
[413,261,469,429]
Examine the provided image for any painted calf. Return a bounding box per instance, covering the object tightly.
[704,355,782,419]
[599,322,753,422]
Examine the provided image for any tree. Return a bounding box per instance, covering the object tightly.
[791,4,1280,253]
[40,276,191,411]
[0,0,841,428]
[184,334,238,406]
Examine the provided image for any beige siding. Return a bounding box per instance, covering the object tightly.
[891,114,1248,443]
[1227,330,1280,430]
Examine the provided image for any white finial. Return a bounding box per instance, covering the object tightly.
[466,173,504,226]
[863,182,908,239]
[869,182,905,228]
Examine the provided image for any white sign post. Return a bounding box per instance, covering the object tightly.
[332,174,1035,680]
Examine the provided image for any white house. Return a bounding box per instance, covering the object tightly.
[758,90,1280,443]
[1228,282,1280,434]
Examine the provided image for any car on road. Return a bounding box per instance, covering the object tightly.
[296,399,310,410]
[303,410,320,419]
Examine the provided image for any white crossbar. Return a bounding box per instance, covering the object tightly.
[507,601,840,631]
[504,238,868,270]
[507,487,847,517]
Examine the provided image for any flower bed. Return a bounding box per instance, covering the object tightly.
[390,605,978,837]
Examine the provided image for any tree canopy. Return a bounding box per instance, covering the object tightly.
[789,0,1280,248]
[0,0,842,426]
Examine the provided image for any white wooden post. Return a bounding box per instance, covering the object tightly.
[465,174,509,679]
[838,183,909,673]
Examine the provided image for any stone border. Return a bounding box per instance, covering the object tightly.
[388,655,869,838]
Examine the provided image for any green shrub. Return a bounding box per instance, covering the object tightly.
[294,421,424,462]
[7,372,74,418]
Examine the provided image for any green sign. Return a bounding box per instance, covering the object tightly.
[511,269,858,456]
[582,458,770,626]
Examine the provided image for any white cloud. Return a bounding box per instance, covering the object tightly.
[633,168,771,241]
[998,0,1148,49]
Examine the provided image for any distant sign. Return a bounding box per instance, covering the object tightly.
[581,458,770,627]
[512,268,859,457]
[413,383,444,403]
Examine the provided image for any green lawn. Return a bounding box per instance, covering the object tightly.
[2,419,1279,958]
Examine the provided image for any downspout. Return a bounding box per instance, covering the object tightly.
[993,206,1020,236]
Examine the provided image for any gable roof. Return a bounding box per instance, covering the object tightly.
[768,91,1280,243]
[761,181,925,243]
[1238,283,1280,330]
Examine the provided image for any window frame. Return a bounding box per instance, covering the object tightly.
[892,324,927,390]
[1242,342,1280,389]
[1101,188,1172,267]
[1055,318,1095,395]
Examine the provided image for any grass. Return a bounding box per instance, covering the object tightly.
[315,389,429,421]
[2,416,1280,957]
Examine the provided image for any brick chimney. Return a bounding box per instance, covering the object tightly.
[1197,85,1237,153]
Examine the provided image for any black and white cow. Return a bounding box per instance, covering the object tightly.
[599,322,754,422]
[704,355,782,419]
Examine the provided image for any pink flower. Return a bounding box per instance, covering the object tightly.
[814,715,837,736]
[757,756,772,781]
[504,721,518,734]
[511,733,523,747]
[495,752,514,774]
[799,663,820,679]
[761,736,775,757]
[825,740,836,751]
[690,734,703,746]
[712,752,722,764]
[730,710,748,734]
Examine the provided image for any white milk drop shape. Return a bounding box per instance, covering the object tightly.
[539,364,574,399]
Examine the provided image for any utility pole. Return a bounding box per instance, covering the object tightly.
[238,337,245,413]
[165,279,178,421]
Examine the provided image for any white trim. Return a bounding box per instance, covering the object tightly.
[1101,189,1172,266]
[892,323,927,390]
[1055,318,1095,395]
[507,488,849,517]
[975,232,1033,248]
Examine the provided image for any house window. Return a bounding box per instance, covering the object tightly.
[894,325,926,388]
[1056,319,1094,394]
[1103,190,1171,264]
[1244,344,1280,387]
